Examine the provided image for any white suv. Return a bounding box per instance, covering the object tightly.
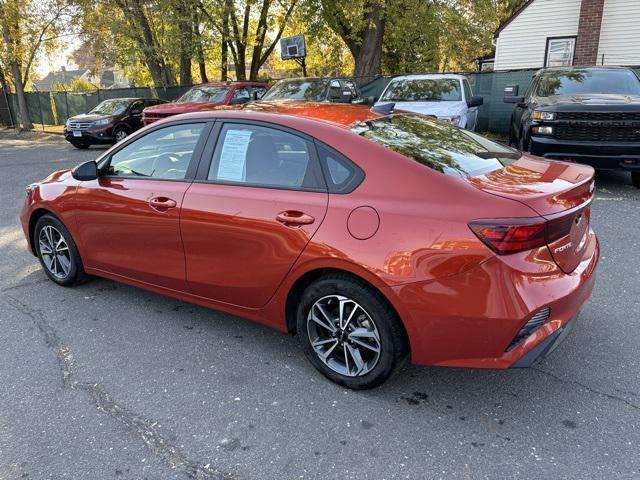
[375,74,483,130]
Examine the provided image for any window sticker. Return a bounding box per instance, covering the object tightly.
[217,129,252,181]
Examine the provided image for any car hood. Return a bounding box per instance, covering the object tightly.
[67,114,112,123]
[378,100,466,118]
[144,101,225,114]
[533,93,640,107]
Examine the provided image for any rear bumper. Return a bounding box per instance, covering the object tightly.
[391,230,599,369]
[530,136,640,171]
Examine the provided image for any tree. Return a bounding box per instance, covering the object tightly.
[199,0,298,80]
[109,0,177,87]
[320,0,386,82]
[0,0,69,129]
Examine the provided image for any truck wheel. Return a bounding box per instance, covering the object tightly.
[632,172,640,189]
[518,130,529,153]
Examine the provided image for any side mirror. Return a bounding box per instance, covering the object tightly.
[468,95,484,107]
[504,85,524,104]
[251,91,259,101]
[72,160,98,181]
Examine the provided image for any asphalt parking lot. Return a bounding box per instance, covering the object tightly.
[1,131,639,480]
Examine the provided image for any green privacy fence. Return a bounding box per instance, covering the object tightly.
[3,68,640,134]
[4,85,192,130]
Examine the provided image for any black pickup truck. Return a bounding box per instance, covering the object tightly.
[505,67,640,188]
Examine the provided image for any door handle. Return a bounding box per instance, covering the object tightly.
[149,196,177,210]
[276,211,315,227]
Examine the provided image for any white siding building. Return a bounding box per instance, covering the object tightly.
[494,0,640,71]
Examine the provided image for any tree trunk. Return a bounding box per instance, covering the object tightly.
[193,10,208,83]
[175,0,193,86]
[352,1,385,83]
[221,4,229,81]
[9,60,32,130]
[0,7,33,130]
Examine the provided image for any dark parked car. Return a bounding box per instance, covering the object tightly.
[261,77,365,104]
[505,67,640,187]
[64,98,167,149]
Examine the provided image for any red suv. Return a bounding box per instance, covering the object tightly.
[142,81,269,125]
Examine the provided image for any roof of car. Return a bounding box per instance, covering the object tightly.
[537,66,634,73]
[194,81,268,87]
[388,74,466,81]
[182,101,384,129]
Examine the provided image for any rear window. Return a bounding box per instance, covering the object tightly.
[535,69,640,97]
[352,114,520,177]
[380,79,462,102]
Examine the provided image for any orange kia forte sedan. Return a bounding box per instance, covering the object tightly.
[20,102,599,389]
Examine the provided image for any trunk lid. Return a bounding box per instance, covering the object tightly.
[467,155,594,273]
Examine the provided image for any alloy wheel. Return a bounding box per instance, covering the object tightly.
[38,225,72,279]
[307,295,381,377]
[115,130,128,142]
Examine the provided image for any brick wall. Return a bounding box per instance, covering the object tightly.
[575,0,605,65]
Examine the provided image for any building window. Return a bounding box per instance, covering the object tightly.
[545,37,576,67]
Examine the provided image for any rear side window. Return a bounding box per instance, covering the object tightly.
[207,123,325,190]
[316,143,364,193]
[352,114,520,177]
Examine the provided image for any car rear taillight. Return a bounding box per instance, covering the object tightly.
[469,218,548,254]
[469,209,586,255]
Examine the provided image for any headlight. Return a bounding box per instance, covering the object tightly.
[93,118,111,126]
[532,125,554,135]
[532,110,556,121]
[439,115,461,126]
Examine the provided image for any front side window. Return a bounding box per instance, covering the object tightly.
[108,123,205,179]
[352,114,520,177]
[261,79,329,102]
[535,69,640,97]
[545,38,575,67]
[178,86,230,103]
[208,124,323,190]
[380,79,463,102]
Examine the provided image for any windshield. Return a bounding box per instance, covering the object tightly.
[261,79,329,101]
[352,114,520,177]
[178,86,230,103]
[536,69,640,97]
[89,99,130,116]
[380,79,463,102]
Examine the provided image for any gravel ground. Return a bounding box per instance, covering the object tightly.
[1,131,639,480]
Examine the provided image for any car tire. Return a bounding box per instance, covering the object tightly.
[34,214,89,287]
[113,126,129,143]
[296,274,408,390]
[508,129,517,148]
[518,129,529,153]
[70,141,90,149]
[632,172,640,189]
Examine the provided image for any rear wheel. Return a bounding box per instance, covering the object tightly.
[632,172,640,188]
[296,274,408,389]
[34,214,88,286]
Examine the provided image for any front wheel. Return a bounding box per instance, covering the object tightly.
[296,275,408,389]
[632,172,640,188]
[113,126,129,143]
[34,214,89,286]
